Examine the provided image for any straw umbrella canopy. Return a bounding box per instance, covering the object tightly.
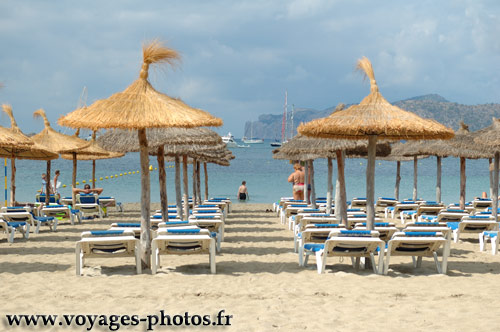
[0,105,58,205]
[415,122,489,208]
[472,118,500,222]
[31,109,90,204]
[61,131,124,194]
[298,57,454,230]
[58,41,223,269]
[98,127,224,221]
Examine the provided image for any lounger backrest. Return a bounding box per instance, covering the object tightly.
[328,229,380,238]
[77,194,98,204]
[81,230,135,238]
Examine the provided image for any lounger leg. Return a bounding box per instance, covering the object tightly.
[75,243,82,276]
[453,230,458,243]
[53,219,58,232]
[210,239,216,274]
[24,224,30,239]
[354,257,361,271]
[493,235,499,255]
[479,232,485,251]
[35,220,41,234]
[377,246,385,274]
[416,256,422,268]
[151,241,158,275]
[384,244,392,275]
[8,228,15,243]
[442,236,450,274]
[370,254,377,273]
[433,252,442,274]
[298,244,304,266]
[316,251,325,274]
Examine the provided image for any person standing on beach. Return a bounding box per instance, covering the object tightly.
[288,163,305,200]
[53,170,60,194]
[237,181,249,201]
[40,173,54,195]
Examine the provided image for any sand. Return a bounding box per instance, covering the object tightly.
[2,202,500,331]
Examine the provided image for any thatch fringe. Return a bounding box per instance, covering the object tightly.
[33,109,51,128]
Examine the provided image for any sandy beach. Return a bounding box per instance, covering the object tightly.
[2,202,500,331]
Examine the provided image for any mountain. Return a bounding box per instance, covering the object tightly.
[243,94,500,139]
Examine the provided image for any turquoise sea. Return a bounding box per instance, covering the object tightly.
[7,140,494,205]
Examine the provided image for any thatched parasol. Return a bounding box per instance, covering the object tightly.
[0,105,58,205]
[61,131,124,201]
[472,118,500,222]
[31,109,90,204]
[414,122,490,208]
[58,41,223,269]
[298,57,454,230]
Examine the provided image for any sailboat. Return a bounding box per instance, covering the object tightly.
[242,122,264,144]
[270,90,289,147]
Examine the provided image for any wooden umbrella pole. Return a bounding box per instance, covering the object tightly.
[366,135,377,231]
[413,156,418,201]
[394,161,401,201]
[489,158,494,198]
[192,158,197,206]
[310,160,317,208]
[72,153,77,206]
[157,146,168,222]
[459,157,466,210]
[138,129,151,270]
[10,158,15,206]
[493,152,499,223]
[45,160,51,205]
[204,162,208,201]
[196,161,201,205]
[174,156,183,221]
[92,160,96,189]
[182,155,189,219]
[304,161,309,203]
[436,157,442,203]
[326,157,333,215]
[336,150,347,226]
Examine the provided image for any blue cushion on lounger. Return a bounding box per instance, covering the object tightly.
[339,230,371,236]
[484,231,499,238]
[347,208,362,212]
[44,205,66,208]
[313,224,341,228]
[402,211,417,215]
[415,222,440,226]
[354,197,366,200]
[71,209,80,214]
[446,209,466,213]
[401,201,415,204]
[193,216,215,219]
[468,216,491,219]
[167,228,200,234]
[310,213,331,217]
[7,221,27,228]
[290,204,307,207]
[152,215,163,219]
[303,243,324,252]
[198,205,217,208]
[421,215,438,221]
[196,210,218,213]
[350,214,367,218]
[447,222,459,230]
[116,223,140,227]
[386,207,395,211]
[99,196,112,199]
[404,232,436,237]
[477,198,492,201]
[380,197,396,200]
[90,230,124,236]
[163,221,189,226]
[35,216,54,223]
[356,222,390,227]
[302,209,320,212]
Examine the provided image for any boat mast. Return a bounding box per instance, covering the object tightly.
[282,90,288,142]
[290,104,294,139]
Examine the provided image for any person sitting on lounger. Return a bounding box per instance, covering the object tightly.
[73,184,103,195]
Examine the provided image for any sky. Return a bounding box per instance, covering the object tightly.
[1,0,499,137]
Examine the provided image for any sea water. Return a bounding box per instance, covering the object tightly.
[7,140,493,205]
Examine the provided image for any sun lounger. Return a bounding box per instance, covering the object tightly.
[75,193,103,219]
[76,230,141,276]
[97,196,122,215]
[303,229,384,274]
[384,231,448,275]
[436,209,470,223]
[472,198,492,212]
[0,211,56,233]
[35,193,60,206]
[346,215,383,229]
[353,222,398,242]
[447,202,474,213]
[0,219,30,242]
[41,205,78,225]
[152,228,216,274]
[350,197,367,211]
[297,224,346,265]
[188,215,224,250]
[388,201,419,219]
[447,215,498,243]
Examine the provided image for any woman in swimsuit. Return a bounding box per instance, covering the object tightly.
[288,163,305,200]
[237,181,249,201]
